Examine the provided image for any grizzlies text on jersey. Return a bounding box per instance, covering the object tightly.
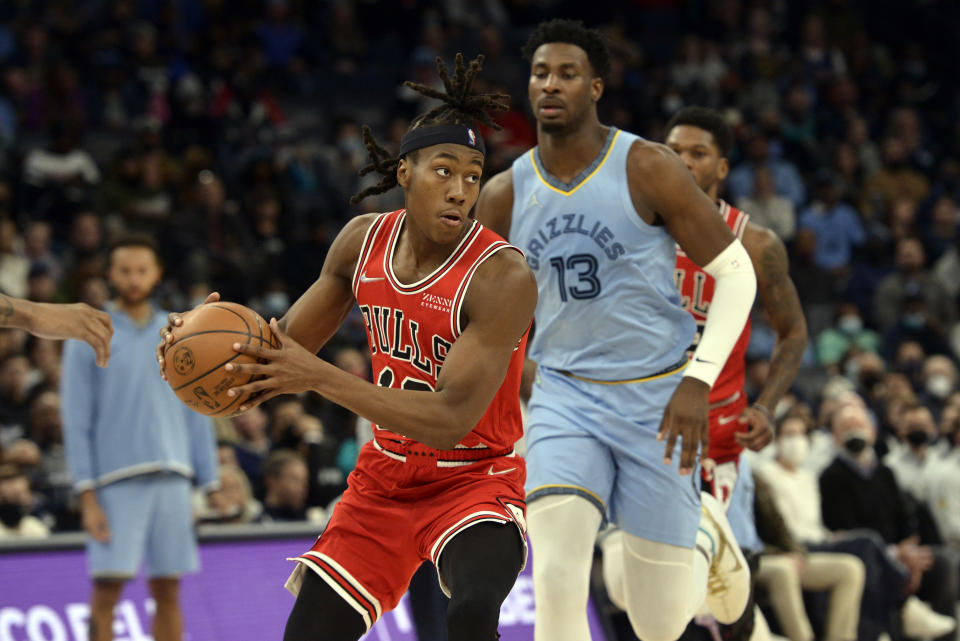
[509,127,696,380]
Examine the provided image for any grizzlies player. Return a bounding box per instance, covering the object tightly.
[604,107,808,640]
[475,20,757,641]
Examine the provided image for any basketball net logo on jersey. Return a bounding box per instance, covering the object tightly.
[674,200,752,405]
[352,210,528,452]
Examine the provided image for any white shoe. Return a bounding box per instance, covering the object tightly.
[901,595,956,639]
[700,491,751,624]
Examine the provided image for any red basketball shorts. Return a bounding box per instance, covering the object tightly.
[707,390,748,464]
[284,441,527,632]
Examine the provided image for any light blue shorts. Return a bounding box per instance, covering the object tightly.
[525,364,701,547]
[88,473,198,579]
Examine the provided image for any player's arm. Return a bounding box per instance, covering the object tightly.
[473,169,514,240]
[0,294,113,367]
[738,224,808,450]
[226,250,537,450]
[278,214,375,353]
[629,142,757,472]
[631,142,757,385]
[475,169,540,403]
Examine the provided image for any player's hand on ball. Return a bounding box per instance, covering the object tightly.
[225,318,317,411]
[735,405,773,451]
[657,377,710,475]
[156,291,220,380]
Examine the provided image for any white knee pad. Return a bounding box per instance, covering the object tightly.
[621,532,700,641]
[527,494,603,641]
[599,528,627,611]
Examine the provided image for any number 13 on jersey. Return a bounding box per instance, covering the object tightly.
[549,253,602,301]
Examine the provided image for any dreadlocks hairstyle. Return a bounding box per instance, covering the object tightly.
[665,107,734,158]
[521,19,610,80]
[349,53,510,204]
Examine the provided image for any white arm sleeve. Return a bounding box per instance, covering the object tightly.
[684,239,756,388]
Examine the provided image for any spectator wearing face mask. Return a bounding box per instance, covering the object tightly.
[757,414,920,641]
[885,404,942,501]
[816,303,881,372]
[753,417,865,641]
[842,352,887,416]
[0,465,49,538]
[821,405,957,640]
[917,355,957,422]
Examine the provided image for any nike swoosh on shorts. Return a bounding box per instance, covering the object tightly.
[487,465,517,476]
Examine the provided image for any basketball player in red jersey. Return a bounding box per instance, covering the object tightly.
[667,106,808,502]
[158,56,537,641]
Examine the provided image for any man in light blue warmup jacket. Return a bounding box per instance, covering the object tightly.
[61,234,217,641]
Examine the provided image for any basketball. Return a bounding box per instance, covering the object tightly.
[163,301,279,417]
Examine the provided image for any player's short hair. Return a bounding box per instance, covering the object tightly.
[350,54,510,204]
[107,232,161,266]
[521,19,611,79]
[666,107,734,158]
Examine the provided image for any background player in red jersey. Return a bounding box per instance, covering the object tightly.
[158,55,537,641]
[667,106,808,499]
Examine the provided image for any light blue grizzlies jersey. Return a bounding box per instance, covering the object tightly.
[509,127,695,380]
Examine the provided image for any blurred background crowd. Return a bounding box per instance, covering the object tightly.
[0,0,958,639]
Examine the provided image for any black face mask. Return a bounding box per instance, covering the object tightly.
[844,436,868,454]
[906,430,930,447]
[0,502,26,528]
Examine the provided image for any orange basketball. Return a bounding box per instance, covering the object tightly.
[163,301,279,417]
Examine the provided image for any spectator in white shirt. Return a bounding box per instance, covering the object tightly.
[758,413,955,641]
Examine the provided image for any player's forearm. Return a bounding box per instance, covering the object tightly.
[685,240,757,387]
[311,362,478,450]
[754,327,808,412]
[0,294,36,331]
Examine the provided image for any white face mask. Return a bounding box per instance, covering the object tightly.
[779,434,810,465]
[837,314,863,334]
[925,374,953,400]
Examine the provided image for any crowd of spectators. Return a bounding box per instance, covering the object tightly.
[0,0,958,638]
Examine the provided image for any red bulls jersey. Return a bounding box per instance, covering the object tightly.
[674,200,751,404]
[352,210,528,458]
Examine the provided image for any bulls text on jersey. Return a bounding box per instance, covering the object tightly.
[359,303,453,381]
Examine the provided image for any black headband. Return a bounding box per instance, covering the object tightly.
[399,125,486,157]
